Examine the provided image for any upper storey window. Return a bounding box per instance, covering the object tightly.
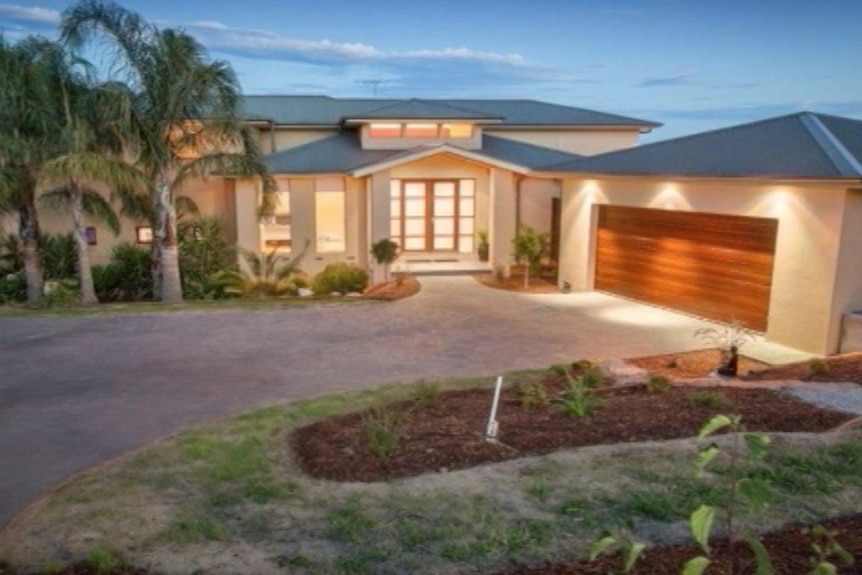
[367,122,474,139]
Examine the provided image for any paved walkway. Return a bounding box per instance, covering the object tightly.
[0,277,810,527]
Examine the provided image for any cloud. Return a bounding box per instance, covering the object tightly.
[0,3,59,28]
[637,71,697,88]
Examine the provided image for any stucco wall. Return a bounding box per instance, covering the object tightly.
[831,188,862,349]
[519,177,560,234]
[486,129,640,156]
[253,128,337,155]
[559,177,851,354]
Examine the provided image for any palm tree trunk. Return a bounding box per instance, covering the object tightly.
[155,174,183,303]
[17,204,43,307]
[70,182,98,305]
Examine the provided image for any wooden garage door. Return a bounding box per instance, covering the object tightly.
[595,206,777,331]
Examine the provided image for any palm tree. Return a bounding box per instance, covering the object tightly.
[0,37,72,306]
[61,0,275,304]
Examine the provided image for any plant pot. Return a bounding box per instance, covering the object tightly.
[478,243,489,262]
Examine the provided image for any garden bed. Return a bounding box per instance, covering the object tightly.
[628,348,770,378]
[473,266,559,293]
[292,375,852,482]
[746,352,862,385]
[362,276,421,300]
[496,512,862,574]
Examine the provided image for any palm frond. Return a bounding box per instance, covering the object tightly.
[81,189,121,235]
[175,195,200,221]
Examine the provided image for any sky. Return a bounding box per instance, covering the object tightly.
[1,0,860,141]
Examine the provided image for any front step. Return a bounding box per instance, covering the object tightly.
[392,260,492,276]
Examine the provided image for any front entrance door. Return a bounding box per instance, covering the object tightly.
[390,179,475,253]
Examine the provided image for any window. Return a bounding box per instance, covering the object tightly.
[262,189,291,250]
[84,227,97,246]
[441,123,473,138]
[368,123,402,138]
[404,122,439,138]
[316,190,346,253]
[136,226,153,244]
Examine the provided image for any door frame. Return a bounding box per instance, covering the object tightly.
[391,179,473,252]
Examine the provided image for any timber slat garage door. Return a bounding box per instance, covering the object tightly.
[595,206,778,331]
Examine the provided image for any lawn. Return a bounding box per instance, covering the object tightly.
[1,364,861,575]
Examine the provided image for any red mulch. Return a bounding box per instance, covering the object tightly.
[363,276,421,300]
[746,352,862,385]
[291,374,852,482]
[474,267,560,293]
[495,513,862,574]
[629,349,770,378]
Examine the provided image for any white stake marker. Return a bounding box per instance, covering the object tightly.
[485,376,503,441]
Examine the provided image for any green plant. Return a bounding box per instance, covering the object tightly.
[588,530,646,574]
[370,238,399,281]
[87,547,119,574]
[0,272,27,304]
[690,390,734,410]
[808,524,855,574]
[214,245,306,298]
[311,262,369,295]
[694,321,755,351]
[510,224,550,288]
[92,242,153,302]
[42,280,80,307]
[580,369,605,389]
[553,371,602,418]
[514,380,550,409]
[178,216,237,300]
[809,359,829,376]
[548,363,569,377]
[411,381,441,409]
[363,406,401,458]
[477,230,489,262]
[647,374,671,394]
[39,232,78,280]
[683,415,773,575]
[571,359,594,373]
[0,233,22,275]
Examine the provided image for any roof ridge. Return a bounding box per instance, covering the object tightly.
[801,113,862,177]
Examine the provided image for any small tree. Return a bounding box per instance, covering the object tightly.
[370,238,399,282]
[511,224,549,288]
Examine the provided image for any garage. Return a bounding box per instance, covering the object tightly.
[594,205,778,331]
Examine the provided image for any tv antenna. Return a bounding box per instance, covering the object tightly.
[358,79,386,97]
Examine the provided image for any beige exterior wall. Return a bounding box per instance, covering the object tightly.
[559,176,854,354]
[490,168,517,272]
[252,127,337,155]
[367,170,391,283]
[519,177,560,234]
[831,188,862,346]
[486,129,640,156]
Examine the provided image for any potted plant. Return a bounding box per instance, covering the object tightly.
[477,230,490,262]
[370,238,399,282]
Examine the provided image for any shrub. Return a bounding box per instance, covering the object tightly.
[647,374,671,394]
[93,243,153,302]
[690,390,734,410]
[363,406,401,458]
[178,216,237,300]
[39,233,78,281]
[410,381,441,409]
[809,358,829,376]
[571,359,595,373]
[0,272,26,304]
[548,364,569,377]
[514,380,550,409]
[580,369,605,389]
[370,238,399,281]
[554,374,602,417]
[213,246,306,298]
[0,233,22,275]
[511,224,550,287]
[311,263,369,295]
[43,280,79,307]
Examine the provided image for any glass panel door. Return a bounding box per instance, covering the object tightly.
[402,182,427,251]
[431,182,456,251]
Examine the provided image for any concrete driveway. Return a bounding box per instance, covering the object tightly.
[0,276,807,527]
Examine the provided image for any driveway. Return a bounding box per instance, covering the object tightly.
[0,277,808,527]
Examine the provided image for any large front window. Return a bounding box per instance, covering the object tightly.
[316,189,346,253]
[261,188,291,250]
[368,122,474,139]
[390,179,475,253]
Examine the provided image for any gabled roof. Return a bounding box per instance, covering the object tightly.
[262,131,582,175]
[546,112,862,179]
[343,99,500,121]
[240,95,659,129]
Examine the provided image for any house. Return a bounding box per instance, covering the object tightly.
[21,93,862,356]
[230,96,658,280]
[538,112,862,355]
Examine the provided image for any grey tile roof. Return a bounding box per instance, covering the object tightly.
[345,99,500,120]
[546,112,862,179]
[262,132,582,174]
[240,95,658,128]
[263,132,394,173]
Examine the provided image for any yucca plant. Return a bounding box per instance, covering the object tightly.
[214,244,307,298]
